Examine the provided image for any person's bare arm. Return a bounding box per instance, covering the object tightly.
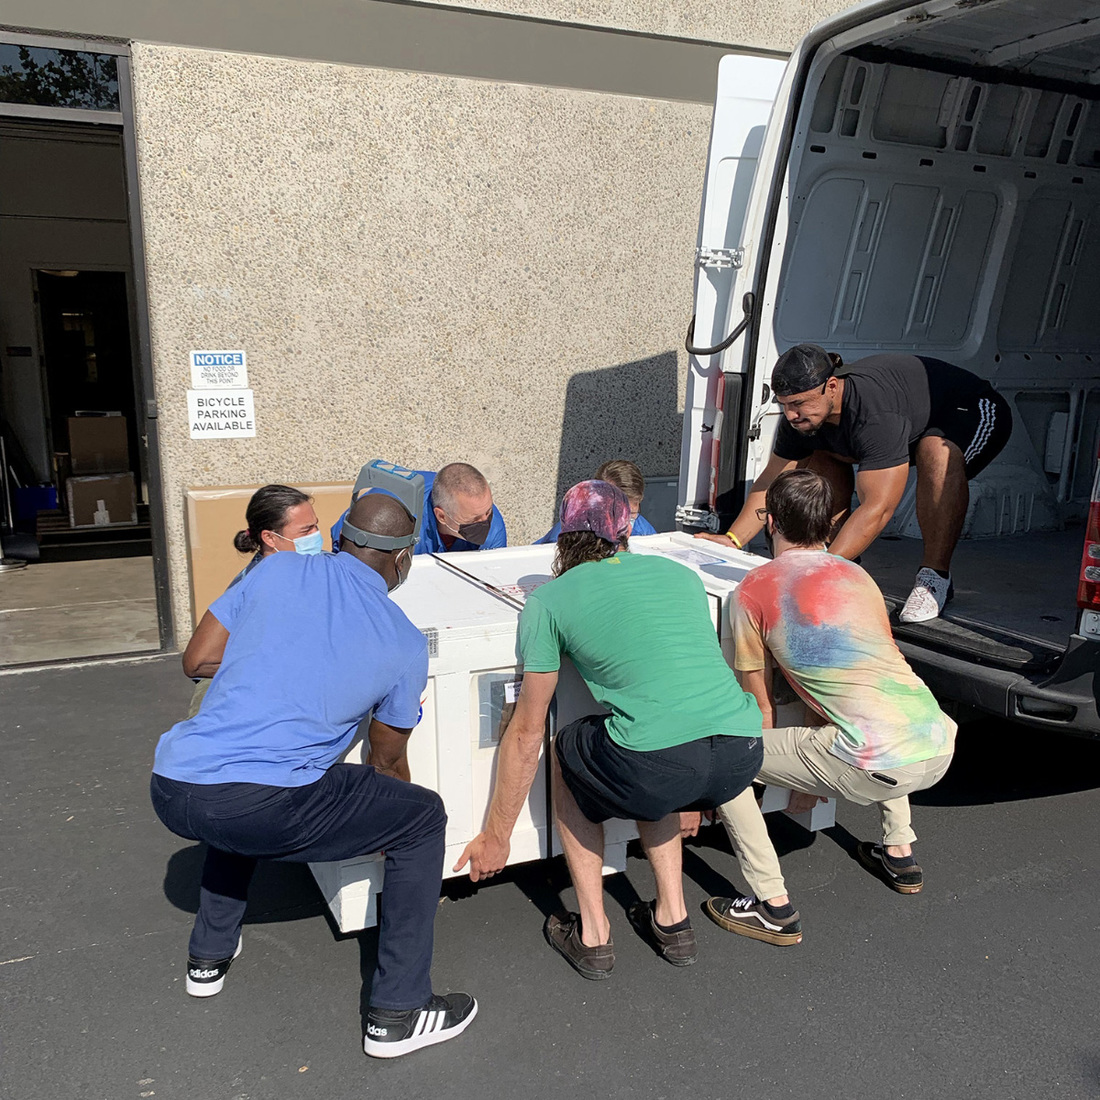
[182,611,229,679]
[695,451,797,549]
[739,666,776,729]
[826,463,909,560]
[366,718,414,782]
[453,671,558,881]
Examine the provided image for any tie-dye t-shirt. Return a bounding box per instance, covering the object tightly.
[732,550,951,769]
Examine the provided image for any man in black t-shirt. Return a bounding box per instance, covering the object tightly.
[698,344,1012,622]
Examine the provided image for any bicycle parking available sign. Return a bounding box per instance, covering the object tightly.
[187,350,255,438]
[187,389,256,438]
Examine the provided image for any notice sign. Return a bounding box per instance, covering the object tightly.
[189,349,248,389]
[188,389,256,438]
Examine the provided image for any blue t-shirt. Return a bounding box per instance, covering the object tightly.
[534,513,657,545]
[154,552,428,787]
[330,469,507,555]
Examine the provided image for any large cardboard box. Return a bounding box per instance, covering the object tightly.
[185,483,354,625]
[67,473,137,528]
[68,415,129,475]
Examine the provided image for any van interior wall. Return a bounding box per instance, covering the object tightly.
[766,53,1100,637]
[0,123,131,483]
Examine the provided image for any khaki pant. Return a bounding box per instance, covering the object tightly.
[716,722,956,901]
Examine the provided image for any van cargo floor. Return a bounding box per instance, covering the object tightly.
[860,526,1083,650]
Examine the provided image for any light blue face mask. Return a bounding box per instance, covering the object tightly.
[274,529,324,556]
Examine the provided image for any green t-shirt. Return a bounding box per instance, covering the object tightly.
[518,552,761,751]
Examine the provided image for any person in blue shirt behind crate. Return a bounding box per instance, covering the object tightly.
[330,462,506,554]
[535,459,657,544]
[186,483,321,719]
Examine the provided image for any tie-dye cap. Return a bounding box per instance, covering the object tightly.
[559,480,631,545]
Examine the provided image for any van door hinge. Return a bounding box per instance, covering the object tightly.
[675,504,721,532]
[695,246,744,270]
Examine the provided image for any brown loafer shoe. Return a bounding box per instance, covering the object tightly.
[544,912,614,980]
[628,901,698,966]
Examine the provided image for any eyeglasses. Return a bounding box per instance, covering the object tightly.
[755,508,769,521]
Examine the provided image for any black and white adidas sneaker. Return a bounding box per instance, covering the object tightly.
[185,936,242,998]
[363,993,478,1058]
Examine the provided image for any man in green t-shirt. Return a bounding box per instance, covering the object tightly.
[455,480,763,980]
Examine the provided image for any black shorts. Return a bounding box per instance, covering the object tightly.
[554,714,762,824]
[918,387,1013,479]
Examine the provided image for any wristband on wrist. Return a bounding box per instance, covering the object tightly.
[725,531,743,549]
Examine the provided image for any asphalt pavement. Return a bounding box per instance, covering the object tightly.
[2,655,1098,1100]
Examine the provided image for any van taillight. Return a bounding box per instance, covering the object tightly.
[1078,444,1100,611]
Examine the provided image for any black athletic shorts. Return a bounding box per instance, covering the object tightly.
[554,713,762,824]
[916,386,1013,479]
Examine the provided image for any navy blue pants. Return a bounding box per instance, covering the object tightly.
[150,764,446,1010]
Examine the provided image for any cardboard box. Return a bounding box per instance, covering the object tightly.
[67,473,137,528]
[68,415,129,475]
[185,483,354,626]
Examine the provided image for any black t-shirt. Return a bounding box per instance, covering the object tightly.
[773,354,991,471]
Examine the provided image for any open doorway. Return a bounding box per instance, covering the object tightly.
[0,85,162,664]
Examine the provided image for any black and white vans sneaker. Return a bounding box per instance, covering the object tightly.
[705,894,802,946]
[856,841,924,894]
[186,936,242,997]
[363,993,478,1059]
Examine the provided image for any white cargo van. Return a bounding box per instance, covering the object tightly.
[678,0,1100,736]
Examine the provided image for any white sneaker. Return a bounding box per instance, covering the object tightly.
[899,568,952,623]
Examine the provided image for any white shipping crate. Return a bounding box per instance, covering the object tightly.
[309,540,833,933]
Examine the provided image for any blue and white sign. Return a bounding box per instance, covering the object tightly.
[189,349,248,389]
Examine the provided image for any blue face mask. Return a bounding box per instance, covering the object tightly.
[274,529,324,556]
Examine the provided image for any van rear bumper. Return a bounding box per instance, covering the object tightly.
[898,633,1100,738]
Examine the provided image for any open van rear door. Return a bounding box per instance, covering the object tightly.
[676,54,786,533]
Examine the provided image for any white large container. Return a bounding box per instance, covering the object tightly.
[312,547,632,932]
[309,539,833,932]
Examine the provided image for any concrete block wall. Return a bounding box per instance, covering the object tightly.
[404,0,855,53]
[130,44,714,632]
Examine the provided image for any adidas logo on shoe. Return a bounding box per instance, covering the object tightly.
[185,936,242,998]
[364,993,478,1059]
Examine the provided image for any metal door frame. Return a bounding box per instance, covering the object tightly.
[0,29,174,651]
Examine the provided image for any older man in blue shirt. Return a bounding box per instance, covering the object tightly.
[331,462,506,554]
[151,492,477,1058]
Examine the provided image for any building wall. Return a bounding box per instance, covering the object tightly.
[3,0,857,637]
[131,43,714,632]
[398,0,854,53]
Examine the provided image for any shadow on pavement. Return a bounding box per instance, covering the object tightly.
[162,844,329,923]
[912,719,1100,807]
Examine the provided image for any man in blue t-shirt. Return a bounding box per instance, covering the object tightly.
[330,462,506,554]
[151,493,477,1059]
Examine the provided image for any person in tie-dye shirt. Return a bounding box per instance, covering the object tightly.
[703,469,956,947]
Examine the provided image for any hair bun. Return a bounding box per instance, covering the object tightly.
[233,529,259,553]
